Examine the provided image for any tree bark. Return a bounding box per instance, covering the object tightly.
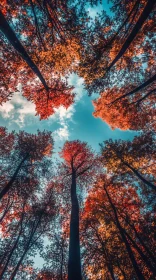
[0,154,29,201]
[104,186,145,280]
[68,169,82,280]
[106,0,155,72]
[0,10,49,91]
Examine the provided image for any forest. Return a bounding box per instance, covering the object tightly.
[0,0,155,279]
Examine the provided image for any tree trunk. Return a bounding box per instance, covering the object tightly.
[104,0,141,50]
[0,10,49,91]
[0,154,29,201]
[110,74,156,105]
[104,186,145,280]
[10,244,29,280]
[116,259,127,280]
[68,170,82,280]
[60,247,64,280]
[106,0,155,72]
[10,217,41,280]
[0,197,13,223]
[94,227,115,280]
[0,221,23,279]
[123,229,156,276]
[123,215,156,265]
[122,160,156,191]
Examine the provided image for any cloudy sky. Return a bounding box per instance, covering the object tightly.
[0,0,137,155]
[0,72,136,154]
[0,0,139,268]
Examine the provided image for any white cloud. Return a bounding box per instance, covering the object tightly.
[0,74,85,140]
[52,105,75,141]
[0,91,36,127]
[53,124,69,141]
[0,102,14,118]
[51,74,85,141]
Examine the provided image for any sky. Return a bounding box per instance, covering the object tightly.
[0,72,137,155]
[0,0,138,155]
[0,0,139,269]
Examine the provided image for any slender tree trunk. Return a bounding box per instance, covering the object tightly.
[123,215,156,264]
[0,197,12,223]
[0,154,29,201]
[122,160,156,191]
[10,244,29,280]
[0,203,25,278]
[106,0,155,72]
[104,0,141,50]
[68,170,82,280]
[123,229,156,276]
[117,259,127,280]
[110,74,156,105]
[0,10,49,91]
[60,247,64,280]
[0,223,23,278]
[104,186,145,280]
[134,89,155,105]
[10,217,41,280]
[94,227,115,280]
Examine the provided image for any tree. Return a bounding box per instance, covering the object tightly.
[79,0,155,90]
[0,0,99,118]
[0,185,56,279]
[99,132,156,191]
[92,84,155,130]
[82,175,155,279]
[59,140,98,280]
[0,128,53,200]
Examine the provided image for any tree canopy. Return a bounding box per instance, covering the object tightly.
[0,0,155,279]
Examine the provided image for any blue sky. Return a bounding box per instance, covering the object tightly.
[0,0,137,155]
[0,73,137,154]
[0,0,139,269]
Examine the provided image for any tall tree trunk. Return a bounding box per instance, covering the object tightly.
[0,10,49,91]
[68,170,82,280]
[0,154,29,201]
[123,229,156,276]
[123,214,156,264]
[106,0,155,72]
[122,159,156,191]
[94,227,115,280]
[10,244,29,280]
[104,0,141,50]
[10,217,41,280]
[0,219,23,278]
[110,74,156,105]
[0,197,13,223]
[116,259,127,280]
[60,247,64,280]
[104,185,145,280]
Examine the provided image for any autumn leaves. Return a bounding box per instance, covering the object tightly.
[0,0,156,279]
[1,0,155,129]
